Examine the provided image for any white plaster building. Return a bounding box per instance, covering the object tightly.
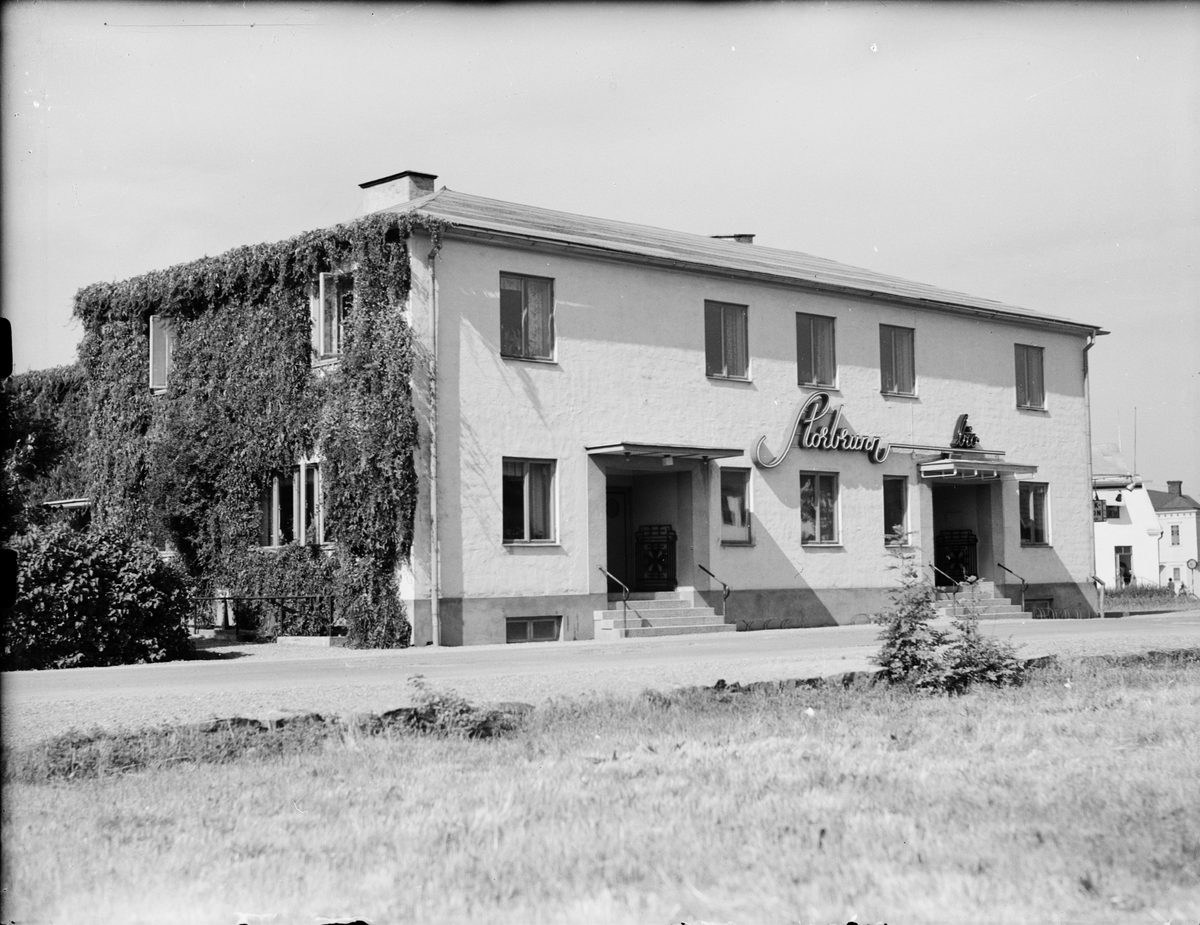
[1149,481,1200,593]
[1091,444,1161,589]
[368,171,1105,645]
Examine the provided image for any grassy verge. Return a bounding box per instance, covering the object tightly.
[4,655,1199,925]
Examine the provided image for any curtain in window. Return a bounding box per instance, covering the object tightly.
[817,475,836,542]
[524,279,553,359]
[1016,345,1044,408]
[814,316,834,385]
[883,478,906,543]
[800,475,817,543]
[893,327,914,393]
[723,305,748,377]
[1026,347,1044,408]
[500,276,525,357]
[149,315,174,388]
[705,302,723,376]
[528,462,552,540]
[502,460,525,540]
[797,314,835,385]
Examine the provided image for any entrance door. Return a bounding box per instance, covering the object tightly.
[605,487,631,593]
[1115,546,1132,587]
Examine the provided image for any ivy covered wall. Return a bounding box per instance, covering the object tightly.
[72,210,443,646]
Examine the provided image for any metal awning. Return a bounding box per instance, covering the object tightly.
[586,442,744,461]
[919,458,1037,481]
[42,497,92,509]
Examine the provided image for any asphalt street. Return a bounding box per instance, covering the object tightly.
[4,610,1198,746]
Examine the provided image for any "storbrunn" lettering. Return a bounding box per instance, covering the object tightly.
[754,392,891,468]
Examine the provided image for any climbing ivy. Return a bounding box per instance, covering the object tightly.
[2,365,89,541]
[73,211,444,646]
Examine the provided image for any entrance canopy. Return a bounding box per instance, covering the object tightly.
[919,456,1038,482]
[586,442,743,462]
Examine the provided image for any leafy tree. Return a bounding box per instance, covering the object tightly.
[6,523,191,670]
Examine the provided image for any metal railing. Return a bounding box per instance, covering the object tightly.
[926,563,961,612]
[697,563,731,621]
[996,562,1028,614]
[191,594,337,640]
[598,567,630,635]
[1088,575,1105,619]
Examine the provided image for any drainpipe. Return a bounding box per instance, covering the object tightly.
[1083,330,1098,616]
[429,249,441,647]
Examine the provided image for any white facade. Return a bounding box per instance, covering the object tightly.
[1091,444,1161,589]
[1151,481,1200,593]
[381,174,1104,645]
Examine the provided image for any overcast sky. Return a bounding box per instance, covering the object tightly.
[3,2,1198,493]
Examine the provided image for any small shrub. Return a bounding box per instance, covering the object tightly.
[407,677,519,738]
[942,611,1024,694]
[873,543,1023,694]
[4,523,192,670]
[873,544,948,689]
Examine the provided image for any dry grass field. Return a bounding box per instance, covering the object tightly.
[3,655,1199,925]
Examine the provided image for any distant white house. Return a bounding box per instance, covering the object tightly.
[1091,444,1160,589]
[1149,481,1200,593]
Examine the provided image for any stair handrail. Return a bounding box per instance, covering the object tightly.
[996,562,1028,614]
[697,563,731,620]
[926,564,961,614]
[598,566,630,635]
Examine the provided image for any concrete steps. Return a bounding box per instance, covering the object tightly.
[931,580,1034,620]
[593,588,734,640]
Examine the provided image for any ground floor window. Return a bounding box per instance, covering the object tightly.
[506,616,561,643]
[800,471,838,544]
[1019,482,1049,546]
[503,458,555,543]
[720,468,751,544]
[883,476,908,544]
[260,460,324,546]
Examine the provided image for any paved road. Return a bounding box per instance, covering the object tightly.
[4,611,1198,746]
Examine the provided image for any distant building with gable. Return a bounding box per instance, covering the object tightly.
[1148,481,1200,593]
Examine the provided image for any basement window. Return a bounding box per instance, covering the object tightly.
[506,616,561,643]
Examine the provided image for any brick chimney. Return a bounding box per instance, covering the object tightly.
[359,170,437,214]
[1167,480,1183,496]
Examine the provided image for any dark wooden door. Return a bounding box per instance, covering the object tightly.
[605,487,631,593]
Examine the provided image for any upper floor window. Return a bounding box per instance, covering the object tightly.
[720,468,752,544]
[503,458,555,543]
[1019,481,1049,546]
[260,460,325,547]
[500,273,554,361]
[1014,344,1045,410]
[800,471,839,544]
[149,314,176,390]
[316,273,353,359]
[705,300,749,380]
[879,324,915,395]
[883,476,908,545]
[1171,524,1180,545]
[796,313,836,387]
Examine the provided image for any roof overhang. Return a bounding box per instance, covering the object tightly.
[586,442,743,461]
[1093,477,1140,490]
[919,458,1037,482]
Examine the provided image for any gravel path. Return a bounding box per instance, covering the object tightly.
[4,612,1198,748]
